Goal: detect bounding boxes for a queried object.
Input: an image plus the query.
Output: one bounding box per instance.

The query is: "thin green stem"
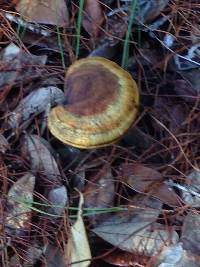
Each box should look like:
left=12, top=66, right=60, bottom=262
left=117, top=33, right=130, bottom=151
left=75, top=0, right=85, bottom=58
left=121, top=0, right=138, bottom=69
left=56, top=26, right=66, bottom=69
left=13, top=197, right=127, bottom=218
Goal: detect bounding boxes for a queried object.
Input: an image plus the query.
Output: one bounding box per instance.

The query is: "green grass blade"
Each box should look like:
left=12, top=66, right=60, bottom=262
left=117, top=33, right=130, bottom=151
left=75, top=0, right=85, bottom=58
left=13, top=197, right=128, bottom=218
left=56, top=26, right=66, bottom=69
left=121, top=0, right=138, bottom=69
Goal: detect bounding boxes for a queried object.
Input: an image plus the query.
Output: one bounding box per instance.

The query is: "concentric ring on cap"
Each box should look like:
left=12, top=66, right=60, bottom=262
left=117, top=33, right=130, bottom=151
left=48, top=57, right=139, bottom=149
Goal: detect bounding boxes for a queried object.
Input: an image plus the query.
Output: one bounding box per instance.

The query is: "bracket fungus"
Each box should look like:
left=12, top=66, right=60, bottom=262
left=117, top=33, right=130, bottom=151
left=48, top=57, right=139, bottom=149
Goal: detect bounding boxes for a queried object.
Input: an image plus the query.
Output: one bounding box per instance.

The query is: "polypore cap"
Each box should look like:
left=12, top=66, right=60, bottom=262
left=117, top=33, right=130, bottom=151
left=48, top=57, right=139, bottom=149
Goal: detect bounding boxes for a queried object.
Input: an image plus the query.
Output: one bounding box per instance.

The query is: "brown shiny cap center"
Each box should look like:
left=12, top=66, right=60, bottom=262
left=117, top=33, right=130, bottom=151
left=63, top=63, right=119, bottom=116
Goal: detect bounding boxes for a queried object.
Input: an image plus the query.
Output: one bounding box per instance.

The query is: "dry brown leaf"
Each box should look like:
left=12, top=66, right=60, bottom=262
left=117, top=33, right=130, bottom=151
left=66, top=192, right=91, bottom=267
left=103, top=250, right=149, bottom=267
left=8, top=86, right=64, bottom=129
left=6, top=173, right=35, bottom=234
left=93, top=209, right=179, bottom=256
left=83, top=0, right=104, bottom=37
left=16, top=0, right=69, bottom=26
left=155, top=242, right=200, bottom=267
left=21, top=134, right=62, bottom=183
left=84, top=167, right=115, bottom=210
left=137, top=0, right=170, bottom=24
left=0, top=43, right=47, bottom=104
left=121, top=163, right=183, bottom=207
left=181, top=212, right=200, bottom=255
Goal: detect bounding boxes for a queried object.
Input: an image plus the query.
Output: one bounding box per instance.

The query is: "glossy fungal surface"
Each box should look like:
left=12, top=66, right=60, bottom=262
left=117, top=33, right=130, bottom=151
left=48, top=57, right=139, bottom=149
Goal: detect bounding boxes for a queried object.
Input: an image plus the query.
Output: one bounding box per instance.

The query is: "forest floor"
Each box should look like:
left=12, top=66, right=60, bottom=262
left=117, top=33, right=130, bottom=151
left=1, top=1, right=200, bottom=266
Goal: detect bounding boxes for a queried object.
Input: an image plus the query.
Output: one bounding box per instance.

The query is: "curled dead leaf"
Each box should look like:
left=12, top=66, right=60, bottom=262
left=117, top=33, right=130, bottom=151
left=121, top=163, right=183, bottom=207
left=93, top=209, right=179, bottom=256
left=21, top=134, right=62, bottom=183
left=8, top=86, right=64, bottom=129
left=16, top=0, right=69, bottom=26
left=66, top=192, right=91, bottom=267
left=6, top=173, right=35, bottom=235
left=83, top=0, right=104, bottom=37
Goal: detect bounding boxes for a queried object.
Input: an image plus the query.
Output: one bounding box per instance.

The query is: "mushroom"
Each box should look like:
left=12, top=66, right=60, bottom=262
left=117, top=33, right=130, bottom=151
left=48, top=57, right=139, bottom=149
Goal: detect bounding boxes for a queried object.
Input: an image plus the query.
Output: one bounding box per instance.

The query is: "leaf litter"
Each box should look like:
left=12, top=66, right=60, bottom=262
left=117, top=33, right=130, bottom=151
left=66, top=191, right=91, bottom=267
left=5, top=172, right=35, bottom=235
left=16, top=0, right=69, bottom=26
left=1, top=0, right=200, bottom=266
left=93, top=197, right=179, bottom=256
